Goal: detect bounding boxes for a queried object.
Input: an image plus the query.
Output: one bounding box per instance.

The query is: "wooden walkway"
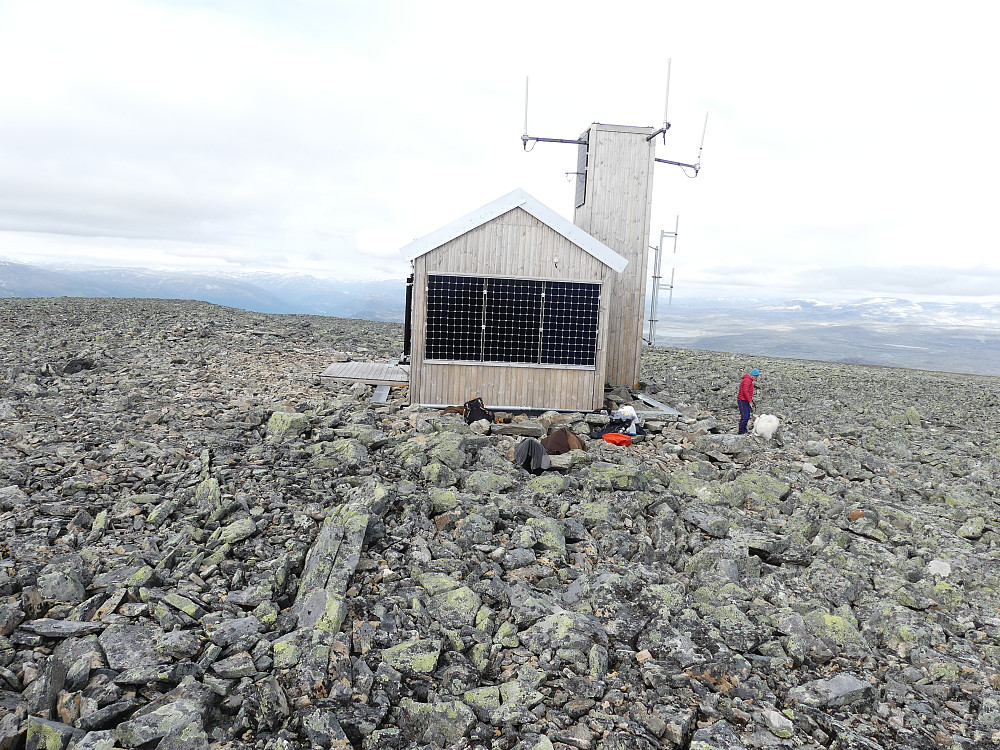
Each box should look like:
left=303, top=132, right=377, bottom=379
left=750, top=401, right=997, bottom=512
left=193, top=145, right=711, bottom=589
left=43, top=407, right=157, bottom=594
left=319, top=361, right=410, bottom=386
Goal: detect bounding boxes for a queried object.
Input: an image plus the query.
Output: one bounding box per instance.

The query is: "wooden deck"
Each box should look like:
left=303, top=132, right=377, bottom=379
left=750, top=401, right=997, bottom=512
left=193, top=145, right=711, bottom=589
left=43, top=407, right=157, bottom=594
left=320, top=361, right=410, bottom=386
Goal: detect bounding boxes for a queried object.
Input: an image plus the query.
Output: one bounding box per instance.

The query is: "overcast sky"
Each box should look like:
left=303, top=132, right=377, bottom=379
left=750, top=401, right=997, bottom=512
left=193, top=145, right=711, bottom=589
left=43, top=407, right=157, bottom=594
left=1, top=0, right=998, bottom=302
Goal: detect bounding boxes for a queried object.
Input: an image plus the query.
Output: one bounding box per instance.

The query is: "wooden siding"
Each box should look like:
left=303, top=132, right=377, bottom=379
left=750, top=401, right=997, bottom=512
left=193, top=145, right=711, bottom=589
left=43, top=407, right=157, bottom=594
left=414, top=362, right=600, bottom=411
left=573, top=124, right=656, bottom=388
left=409, top=207, right=610, bottom=411
left=419, top=207, right=608, bottom=279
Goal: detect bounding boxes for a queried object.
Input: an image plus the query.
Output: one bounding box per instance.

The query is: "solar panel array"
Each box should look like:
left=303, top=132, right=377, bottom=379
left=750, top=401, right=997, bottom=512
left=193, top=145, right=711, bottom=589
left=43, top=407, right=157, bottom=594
left=425, top=275, right=600, bottom=366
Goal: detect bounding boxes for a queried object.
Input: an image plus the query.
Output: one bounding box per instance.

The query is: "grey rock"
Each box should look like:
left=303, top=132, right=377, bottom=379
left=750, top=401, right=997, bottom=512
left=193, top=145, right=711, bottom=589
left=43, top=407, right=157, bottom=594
left=219, top=517, right=257, bottom=544
left=265, top=411, right=310, bottom=441
left=76, top=698, right=144, bottom=731
left=115, top=698, right=207, bottom=748
left=399, top=698, right=476, bottom=745
left=24, top=716, right=82, bottom=750
left=37, top=557, right=86, bottom=604
left=99, top=623, right=167, bottom=671
left=492, top=420, right=546, bottom=437
left=211, top=651, right=257, bottom=679
left=69, top=729, right=118, bottom=749
left=20, top=618, right=104, bottom=638
left=301, top=707, right=350, bottom=749
left=207, top=615, right=262, bottom=649
left=24, top=655, right=67, bottom=719
left=688, top=719, right=746, bottom=750
left=786, top=673, right=874, bottom=708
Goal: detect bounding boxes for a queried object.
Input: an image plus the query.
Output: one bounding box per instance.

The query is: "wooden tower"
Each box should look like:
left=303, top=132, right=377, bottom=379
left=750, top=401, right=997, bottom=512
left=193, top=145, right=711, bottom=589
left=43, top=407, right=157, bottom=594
left=572, top=123, right=657, bottom=388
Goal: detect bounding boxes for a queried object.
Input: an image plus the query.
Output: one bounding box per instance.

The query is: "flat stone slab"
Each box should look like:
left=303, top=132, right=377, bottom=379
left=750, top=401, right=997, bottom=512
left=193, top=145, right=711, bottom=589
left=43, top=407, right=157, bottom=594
left=21, top=618, right=106, bottom=638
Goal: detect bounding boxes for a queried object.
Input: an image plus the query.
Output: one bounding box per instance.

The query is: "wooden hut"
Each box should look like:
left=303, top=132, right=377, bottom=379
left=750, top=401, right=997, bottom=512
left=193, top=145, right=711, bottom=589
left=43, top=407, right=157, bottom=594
left=400, top=189, right=627, bottom=412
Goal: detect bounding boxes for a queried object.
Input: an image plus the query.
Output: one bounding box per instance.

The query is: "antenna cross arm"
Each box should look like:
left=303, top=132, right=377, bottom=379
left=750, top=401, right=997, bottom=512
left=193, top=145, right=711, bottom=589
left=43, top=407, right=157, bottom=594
left=646, top=123, right=672, bottom=141
left=522, top=134, right=588, bottom=150
left=654, top=156, right=700, bottom=174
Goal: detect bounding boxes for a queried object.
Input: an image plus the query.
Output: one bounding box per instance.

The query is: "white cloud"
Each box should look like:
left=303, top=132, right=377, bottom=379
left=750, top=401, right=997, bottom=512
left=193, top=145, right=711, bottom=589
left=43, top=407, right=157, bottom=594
left=0, top=0, right=998, bottom=299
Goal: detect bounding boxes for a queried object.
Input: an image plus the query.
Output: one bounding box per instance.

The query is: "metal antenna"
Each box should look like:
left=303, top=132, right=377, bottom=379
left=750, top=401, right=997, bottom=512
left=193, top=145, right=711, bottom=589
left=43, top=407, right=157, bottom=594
left=523, top=76, right=529, bottom=140
left=521, top=76, right=588, bottom=150
left=645, top=217, right=679, bottom=346
left=647, top=59, right=672, bottom=143
left=696, top=112, right=709, bottom=168
left=654, top=110, right=707, bottom=175
left=663, top=59, right=671, bottom=134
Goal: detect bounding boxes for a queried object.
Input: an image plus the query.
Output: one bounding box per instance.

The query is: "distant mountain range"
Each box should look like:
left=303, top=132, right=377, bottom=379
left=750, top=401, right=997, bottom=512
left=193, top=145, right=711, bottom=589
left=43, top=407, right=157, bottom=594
left=3, top=259, right=999, bottom=376
left=0, top=260, right=405, bottom=321
left=652, top=297, right=1000, bottom=376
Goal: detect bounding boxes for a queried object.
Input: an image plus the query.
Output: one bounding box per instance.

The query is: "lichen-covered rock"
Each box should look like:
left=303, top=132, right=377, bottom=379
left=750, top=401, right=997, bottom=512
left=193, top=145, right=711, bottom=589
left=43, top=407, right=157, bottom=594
left=428, top=432, right=468, bottom=470
left=521, top=611, right=607, bottom=655
left=219, top=517, right=257, bottom=544
left=381, top=639, right=441, bottom=676
left=98, top=623, right=167, bottom=671
left=25, top=716, right=83, bottom=750
left=37, top=557, right=86, bottom=604
left=308, top=438, right=369, bottom=470
left=786, top=673, right=874, bottom=708
left=428, top=586, right=482, bottom=629
left=399, top=698, right=476, bottom=745
left=265, top=410, right=310, bottom=440
left=518, top=517, right=566, bottom=557
left=582, top=462, right=646, bottom=491
left=462, top=470, right=514, bottom=495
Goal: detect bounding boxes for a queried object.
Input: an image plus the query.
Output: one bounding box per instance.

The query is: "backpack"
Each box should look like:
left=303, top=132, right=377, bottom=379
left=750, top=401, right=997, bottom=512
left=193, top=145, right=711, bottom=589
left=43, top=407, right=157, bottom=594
left=464, top=397, right=495, bottom=425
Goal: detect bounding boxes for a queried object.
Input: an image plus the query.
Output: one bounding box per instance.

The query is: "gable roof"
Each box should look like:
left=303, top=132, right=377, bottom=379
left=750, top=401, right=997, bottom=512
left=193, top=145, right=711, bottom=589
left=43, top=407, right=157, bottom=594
left=399, top=188, right=628, bottom=273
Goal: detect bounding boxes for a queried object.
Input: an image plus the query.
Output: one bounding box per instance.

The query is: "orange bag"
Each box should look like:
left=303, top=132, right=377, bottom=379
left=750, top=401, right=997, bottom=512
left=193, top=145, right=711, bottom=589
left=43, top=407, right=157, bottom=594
left=602, top=433, right=632, bottom=447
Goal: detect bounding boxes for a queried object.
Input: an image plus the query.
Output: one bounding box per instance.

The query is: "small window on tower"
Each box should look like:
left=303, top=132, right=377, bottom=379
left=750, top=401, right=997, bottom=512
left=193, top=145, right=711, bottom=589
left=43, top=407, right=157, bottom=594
left=574, top=133, right=589, bottom=208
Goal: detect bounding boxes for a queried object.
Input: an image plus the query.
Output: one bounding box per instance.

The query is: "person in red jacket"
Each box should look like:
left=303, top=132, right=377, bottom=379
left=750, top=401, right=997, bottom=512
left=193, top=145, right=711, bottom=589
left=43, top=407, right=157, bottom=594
left=737, top=368, right=759, bottom=434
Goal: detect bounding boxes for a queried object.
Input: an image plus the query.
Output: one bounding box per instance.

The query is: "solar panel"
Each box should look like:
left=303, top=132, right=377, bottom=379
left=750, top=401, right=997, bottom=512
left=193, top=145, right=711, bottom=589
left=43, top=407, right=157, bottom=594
left=425, top=274, right=600, bottom=366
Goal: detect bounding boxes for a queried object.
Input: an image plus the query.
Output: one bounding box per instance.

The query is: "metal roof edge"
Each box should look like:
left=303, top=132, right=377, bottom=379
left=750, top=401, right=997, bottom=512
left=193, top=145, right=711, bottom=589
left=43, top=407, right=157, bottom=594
left=398, top=188, right=627, bottom=273
left=399, top=189, right=530, bottom=263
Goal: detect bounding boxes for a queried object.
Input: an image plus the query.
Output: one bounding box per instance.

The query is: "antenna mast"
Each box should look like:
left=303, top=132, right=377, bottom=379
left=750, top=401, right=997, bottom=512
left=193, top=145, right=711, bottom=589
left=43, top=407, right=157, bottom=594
left=646, top=218, right=679, bottom=346
left=521, top=76, right=589, bottom=150
left=647, top=58, right=672, bottom=144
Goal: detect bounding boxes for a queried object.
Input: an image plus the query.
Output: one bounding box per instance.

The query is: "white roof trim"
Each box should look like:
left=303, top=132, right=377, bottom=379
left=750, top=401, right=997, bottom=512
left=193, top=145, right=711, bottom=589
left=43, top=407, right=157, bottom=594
left=399, top=188, right=628, bottom=273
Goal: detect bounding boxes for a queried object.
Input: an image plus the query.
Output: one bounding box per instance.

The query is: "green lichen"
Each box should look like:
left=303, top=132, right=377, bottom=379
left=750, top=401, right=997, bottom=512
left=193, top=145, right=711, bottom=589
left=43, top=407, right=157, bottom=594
left=428, top=487, right=460, bottom=515
left=430, top=586, right=483, bottom=629
left=496, top=621, right=519, bottom=648
left=462, top=470, right=514, bottom=495
left=584, top=463, right=645, bottom=491
left=382, top=639, right=441, bottom=675
left=272, top=637, right=300, bottom=668
left=577, top=501, right=612, bottom=528
left=463, top=685, right=501, bottom=713
left=219, top=517, right=257, bottom=544
left=308, top=439, right=369, bottom=470
left=526, top=474, right=570, bottom=494
left=520, top=517, right=566, bottom=557
left=266, top=410, right=310, bottom=440
left=418, top=572, right=460, bottom=596
left=127, top=565, right=154, bottom=588
left=421, top=461, right=458, bottom=487
left=428, top=432, right=468, bottom=469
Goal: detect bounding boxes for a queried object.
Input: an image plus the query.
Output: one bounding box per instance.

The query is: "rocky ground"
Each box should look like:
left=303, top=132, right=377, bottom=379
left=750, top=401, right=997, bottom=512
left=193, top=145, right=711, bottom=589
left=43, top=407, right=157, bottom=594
left=1, top=297, right=999, bottom=750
